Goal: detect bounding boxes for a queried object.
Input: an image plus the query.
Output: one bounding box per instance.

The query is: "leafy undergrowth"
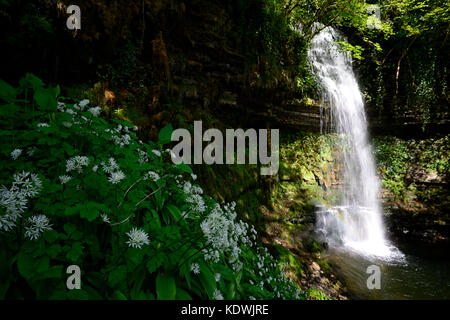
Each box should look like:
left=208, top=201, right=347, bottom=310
left=0, top=74, right=304, bottom=300
left=374, top=135, right=449, bottom=206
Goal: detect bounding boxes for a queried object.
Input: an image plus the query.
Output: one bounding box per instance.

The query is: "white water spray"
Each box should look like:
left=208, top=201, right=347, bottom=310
left=308, top=25, right=403, bottom=260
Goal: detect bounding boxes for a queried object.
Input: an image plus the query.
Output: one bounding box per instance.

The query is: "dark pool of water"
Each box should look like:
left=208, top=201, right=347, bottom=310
left=326, top=241, right=450, bottom=300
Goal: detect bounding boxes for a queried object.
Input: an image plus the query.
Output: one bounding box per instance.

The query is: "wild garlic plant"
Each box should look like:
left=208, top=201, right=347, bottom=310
left=0, top=74, right=304, bottom=300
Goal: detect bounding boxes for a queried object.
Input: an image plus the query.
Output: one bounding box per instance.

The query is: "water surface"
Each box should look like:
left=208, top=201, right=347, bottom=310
left=326, top=241, right=450, bottom=300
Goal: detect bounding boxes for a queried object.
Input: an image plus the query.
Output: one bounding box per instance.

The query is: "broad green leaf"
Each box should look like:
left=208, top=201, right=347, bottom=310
left=66, top=242, right=84, bottom=262
left=112, top=290, right=127, bottom=300
left=166, top=204, right=182, bottom=221
left=156, top=272, right=176, bottom=300
left=23, top=73, right=44, bottom=90
left=0, top=80, right=16, bottom=103
left=175, top=287, right=192, bottom=300
left=67, top=289, right=89, bottom=300
left=80, top=206, right=99, bottom=222
left=158, top=123, right=173, bottom=145
left=198, top=261, right=216, bottom=299
left=17, top=251, right=34, bottom=279
left=34, top=87, right=57, bottom=111
left=176, top=163, right=193, bottom=174
left=108, top=265, right=127, bottom=288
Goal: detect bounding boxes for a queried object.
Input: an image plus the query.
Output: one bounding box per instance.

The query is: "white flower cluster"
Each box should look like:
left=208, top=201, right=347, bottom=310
left=251, top=247, right=304, bottom=300
left=190, top=263, right=200, bottom=275
left=137, top=149, right=149, bottom=164
left=101, top=157, right=126, bottom=184
left=200, top=202, right=252, bottom=270
left=27, top=147, right=38, bottom=157
left=183, top=181, right=205, bottom=214
left=106, top=124, right=132, bottom=147
left=126, top=227, right=150, bottom=249
left=101, top=213, right=111, bottom=224
left=66, top=156, right=90, bottom=174
left=78, top=99, right=90, bottom=108
left=212, top=289, right=224, bottom=300
left=151, top=149, right=161, bottom=157
left=56, top=100, right=103, bottom=129
left=88, top=106, right=102, bottom=117
left=10, top=149, right=22, bottom=160
left=0, top=171, right=42, bottom=232
left=59, top=175, right=72, bottom=184
left=37, top=123, right=49, bottom=128
left=24, top=214, right=52, bottom=240
left=109, top=171, right=125, bottom=184
left=144, top=171, right=160, bottom=182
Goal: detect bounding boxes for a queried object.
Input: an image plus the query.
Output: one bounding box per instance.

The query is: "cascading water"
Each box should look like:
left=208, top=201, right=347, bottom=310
left=307, top=25, right=403, bottom=260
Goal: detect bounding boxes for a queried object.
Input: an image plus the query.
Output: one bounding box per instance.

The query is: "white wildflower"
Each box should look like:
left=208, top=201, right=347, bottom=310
left=186, top=194, right=206, bottom=213
left=92, top=165, right=98, bottom=172
left=101, top=158, right=119, bottom=174
left=59, top=175, right=72, bottom=184
left=37, top=123, right=49, bottom=128
left=57, top=101, right=66, bottom=111
left=88, top=106, right=102, bottom=117
left=126, top=228, right=150, bottom=249
left=191, top=174, right=197, bottom=180
left=212, top=289, right=224, bottom=300
left=109, top=124, right=131, bottom=147
left=27, top=147, right=37, bottom=156
left=137, top=149, right=148, bottom=164
left=79, top=99, right=90, bottom=108
left=101, top=214, right=110, bottom=224
left=215, top=273, right=221, bottom=282
left=108, top=171, right=125, bottom=184
left=65, top=108, right=76, bottom=115
left=66, top=156, right=90, bottom=174
left=151, top=149, right=161, bottom=157
left=24, top=215, right=52, bottom=240
left=190, top=263, right=200, bottom=275
left=10, top=149, right=22, bottom=160
left=145, top=171, right=160, bottom=182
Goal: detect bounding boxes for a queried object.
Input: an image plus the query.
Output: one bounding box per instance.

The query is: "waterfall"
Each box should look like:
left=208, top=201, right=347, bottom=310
left=307, top=25, right=403, bottom=260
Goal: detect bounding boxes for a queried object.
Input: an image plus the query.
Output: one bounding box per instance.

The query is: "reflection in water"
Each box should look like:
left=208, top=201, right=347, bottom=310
left=326, top=243, right=450, bottom=300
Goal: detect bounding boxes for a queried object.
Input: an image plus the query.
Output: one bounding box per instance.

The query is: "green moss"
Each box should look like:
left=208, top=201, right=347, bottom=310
left=306, top=288, right=330, bottom=300
left=305, top=240, right=322, bottom=254
left=274, top=245, right=304, bottom=276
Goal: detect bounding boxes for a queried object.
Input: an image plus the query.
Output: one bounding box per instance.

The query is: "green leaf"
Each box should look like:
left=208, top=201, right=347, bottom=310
left=0, top=79, right=16, bottom=103
left=63, top=223, right=76, bottom=235
left=80, top=206, right=100, bottom=222
left=46, top=244, right=62, bottom=258
left=65, top=204, right=83, bottom=216
left=108, top=265, right=127, bottom=288
left=198, top=261, right=216, bottom=298
left=35, top=265, right=63, bottom=280
left=17, top=251, right=34, bottom=279
left=0, top=282, right=10, bottom=299
left=175, top=287, right=192, bottom=300
left=67, top=289, right=89, bottom=300
left=34, top=87, right=57, bottom=111
left=23, top=73, right=44, bottom=90
left=146, top=252, right=166, bottom=273
left=112, top=290, right=127, bottom=300
left=166, top=204, right=182, bottom=221
left=43, top=230, right=59, bottom=243
left=66, top=242, right=84, bottom=262
left=156, top=272, right=176, bottom=300
left=158, top=123, right=173, bottom=145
